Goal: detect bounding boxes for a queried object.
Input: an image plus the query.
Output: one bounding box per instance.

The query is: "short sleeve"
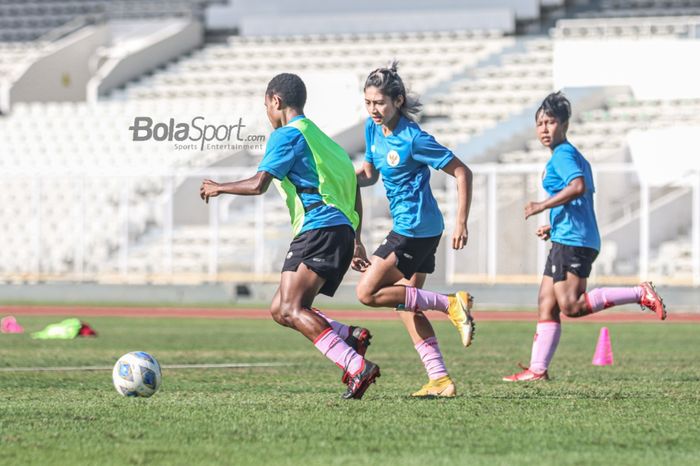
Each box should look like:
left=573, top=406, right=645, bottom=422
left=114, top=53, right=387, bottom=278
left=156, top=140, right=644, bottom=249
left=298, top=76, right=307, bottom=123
left=257, top=128, right=296, bottom=179
left=411, top=130, right=454, bottom=170
left=552, top=146, right=584, bottom=185
left=364, top=118, right=374, bottom=164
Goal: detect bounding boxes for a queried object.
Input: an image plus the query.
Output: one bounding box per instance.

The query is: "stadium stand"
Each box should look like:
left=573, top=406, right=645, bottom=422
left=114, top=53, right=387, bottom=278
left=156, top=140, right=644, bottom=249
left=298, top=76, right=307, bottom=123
left=0, top=1, right=222, bottom=42
left=0, top=31, right=513, bottom=278
left=421, top=38, right=552, bottom=150
left=0, top=0, right=698, bottom=284
left=0, top=41, right=45, bottom=81
left=112, top=31, right=511, bottom=101
left=575, top=0, right=700, bottom=18
left=554, top=15, right=700, bottom=38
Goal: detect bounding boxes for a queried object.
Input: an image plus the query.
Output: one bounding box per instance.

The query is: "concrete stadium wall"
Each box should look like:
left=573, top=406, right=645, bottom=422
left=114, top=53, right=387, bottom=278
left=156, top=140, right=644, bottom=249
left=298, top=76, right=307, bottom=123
left=9, top=25, right=109, bottom=106
left=207, top=0, right=538, bottom=31
left=87, top=20, right=203, bottom=102
left=628, top=127, right=700, bottom=187
left=553, top=38, right=700, bottom=100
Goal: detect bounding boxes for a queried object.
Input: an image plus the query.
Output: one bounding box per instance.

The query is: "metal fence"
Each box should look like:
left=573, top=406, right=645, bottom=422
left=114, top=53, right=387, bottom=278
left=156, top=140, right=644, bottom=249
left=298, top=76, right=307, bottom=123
left=1, top=164, right=698, bottom=286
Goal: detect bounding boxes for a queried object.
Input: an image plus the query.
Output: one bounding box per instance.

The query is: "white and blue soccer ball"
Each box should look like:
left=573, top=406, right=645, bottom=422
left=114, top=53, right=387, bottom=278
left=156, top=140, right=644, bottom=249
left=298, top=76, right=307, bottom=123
left=112, top=351, right=162, bottom=397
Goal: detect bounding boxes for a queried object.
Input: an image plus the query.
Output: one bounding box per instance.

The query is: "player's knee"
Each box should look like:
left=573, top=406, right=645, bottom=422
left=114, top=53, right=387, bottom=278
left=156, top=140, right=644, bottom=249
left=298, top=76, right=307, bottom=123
left=558, top=298, right=579, bottom=317
left=269, top=298, right=285, bottom=324
left=356, top=286, right=376, bottom=307
left=279, top=302, right=301, bottom=326
left=269, top=305, right=286, bottom=327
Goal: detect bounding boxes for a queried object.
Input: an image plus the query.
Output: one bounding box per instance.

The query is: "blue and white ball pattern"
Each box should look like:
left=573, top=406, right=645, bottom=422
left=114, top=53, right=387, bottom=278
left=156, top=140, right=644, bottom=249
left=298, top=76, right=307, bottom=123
left=112, top=351, right=162, bottom=397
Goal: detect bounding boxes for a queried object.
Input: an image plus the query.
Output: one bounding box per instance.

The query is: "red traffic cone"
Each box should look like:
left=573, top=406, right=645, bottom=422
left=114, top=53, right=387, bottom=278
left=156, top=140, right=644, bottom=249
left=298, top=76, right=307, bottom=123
left=78, top=321, right=98, bottom=337
left=592, top=327, right=613, bottom=366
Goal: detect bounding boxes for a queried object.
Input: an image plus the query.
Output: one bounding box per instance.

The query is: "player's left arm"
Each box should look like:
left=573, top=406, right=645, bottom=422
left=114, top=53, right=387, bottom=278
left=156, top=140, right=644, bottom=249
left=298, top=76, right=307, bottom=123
left=200, top=171, right=273, bottom=203
left=441, top=157, right=473, bottom=250
left=524, top=177, right=585, bottom=219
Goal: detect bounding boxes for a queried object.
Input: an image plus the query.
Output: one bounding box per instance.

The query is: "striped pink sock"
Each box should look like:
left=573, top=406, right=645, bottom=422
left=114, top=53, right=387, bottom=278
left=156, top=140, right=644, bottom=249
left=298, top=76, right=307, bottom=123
left=585, top=287, right=643, bottom=313
left=529, top=321, right=561, bottom=374
left=415, top=336, right=448, bottom=380
left=313, top=328, right=363, bottom=375
left=405, top=286, right=450, bottom=313
left=313, top=309, right=351, bottom=339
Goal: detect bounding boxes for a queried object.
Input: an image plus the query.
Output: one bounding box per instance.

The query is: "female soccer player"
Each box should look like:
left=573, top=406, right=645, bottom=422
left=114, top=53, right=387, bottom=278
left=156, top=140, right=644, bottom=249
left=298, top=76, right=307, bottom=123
left=200, top=73, right=379, bottom=399
left=502, top=92, right=667, bottom=382
left=352, top=61, right=475, bottom=397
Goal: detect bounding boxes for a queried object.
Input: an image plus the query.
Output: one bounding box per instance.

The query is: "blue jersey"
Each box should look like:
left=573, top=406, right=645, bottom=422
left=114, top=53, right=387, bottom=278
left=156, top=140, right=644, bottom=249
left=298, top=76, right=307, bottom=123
left=258, top=115, right=351, bottom=235
left=364, top=116, right=454, bottom=238
left=543, top=141, right=601, bottom=251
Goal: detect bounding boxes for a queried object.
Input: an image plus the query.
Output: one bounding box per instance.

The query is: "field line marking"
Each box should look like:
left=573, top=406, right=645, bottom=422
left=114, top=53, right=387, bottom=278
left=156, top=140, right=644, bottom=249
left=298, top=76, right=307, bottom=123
left=0, top=362, right=292, bottom=372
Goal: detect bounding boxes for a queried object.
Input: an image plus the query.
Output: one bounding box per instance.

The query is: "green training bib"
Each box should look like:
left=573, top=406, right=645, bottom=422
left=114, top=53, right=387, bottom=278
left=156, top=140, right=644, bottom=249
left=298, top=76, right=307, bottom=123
left=273, top=118, right=359, bottom=236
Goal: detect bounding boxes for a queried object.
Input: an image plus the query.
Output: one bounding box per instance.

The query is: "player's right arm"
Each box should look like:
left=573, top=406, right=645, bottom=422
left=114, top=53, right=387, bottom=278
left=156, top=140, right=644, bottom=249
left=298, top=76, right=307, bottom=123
left=200, top=129, right=292, bottom=203
left=351, top=182, right=370, bottom=272
left=358, top=119, right=379, bottom=188
left=199, top=171, right=273, bottom=203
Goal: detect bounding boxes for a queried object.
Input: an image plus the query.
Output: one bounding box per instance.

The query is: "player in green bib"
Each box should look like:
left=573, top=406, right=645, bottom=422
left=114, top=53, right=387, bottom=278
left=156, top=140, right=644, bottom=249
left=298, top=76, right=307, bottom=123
left=200, top=74, right=379, bottom=399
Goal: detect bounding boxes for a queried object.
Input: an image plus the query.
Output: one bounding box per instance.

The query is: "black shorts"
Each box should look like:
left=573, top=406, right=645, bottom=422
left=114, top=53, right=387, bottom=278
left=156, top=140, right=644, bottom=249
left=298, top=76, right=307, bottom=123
left=544, top=242, right=599, bottom=283
left=373, top=231, right=441, bottom=280
left=282, top=224, right=355, bottom=297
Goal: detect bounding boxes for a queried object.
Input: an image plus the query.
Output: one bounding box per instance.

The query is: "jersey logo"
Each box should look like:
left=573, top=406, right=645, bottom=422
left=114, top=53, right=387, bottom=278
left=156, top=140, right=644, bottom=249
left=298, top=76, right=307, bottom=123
left=286, top=252, right=293, bottom=259
left=386, top=150, right=400, bottom=167
left=371, top=144, right=375, bottom=153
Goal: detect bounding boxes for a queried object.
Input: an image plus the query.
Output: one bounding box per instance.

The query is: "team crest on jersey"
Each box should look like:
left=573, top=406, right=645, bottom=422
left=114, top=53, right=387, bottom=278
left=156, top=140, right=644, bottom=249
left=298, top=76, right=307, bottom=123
left=386, top=150, right=400, bottom=167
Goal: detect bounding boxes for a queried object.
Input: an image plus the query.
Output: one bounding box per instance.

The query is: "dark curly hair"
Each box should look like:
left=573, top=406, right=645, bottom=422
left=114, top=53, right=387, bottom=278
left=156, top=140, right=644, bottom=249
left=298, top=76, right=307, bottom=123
left=266, top=73, right=307, bottom=110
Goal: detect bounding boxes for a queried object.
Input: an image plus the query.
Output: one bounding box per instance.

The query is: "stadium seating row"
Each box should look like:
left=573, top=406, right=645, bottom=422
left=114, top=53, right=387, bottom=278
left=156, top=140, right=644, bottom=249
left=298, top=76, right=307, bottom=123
left=422, top=39, right=552, bottom=149
left=0, top=0, right=220, bottom=41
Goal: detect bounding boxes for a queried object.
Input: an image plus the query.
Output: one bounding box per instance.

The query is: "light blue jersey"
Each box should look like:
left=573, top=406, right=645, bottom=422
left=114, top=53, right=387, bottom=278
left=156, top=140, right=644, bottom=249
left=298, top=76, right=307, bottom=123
left=543, top=141, right=601, bottom=251
left=364, top=116, right=454, bottom=238
left=258, top=115, right=351, bottom=235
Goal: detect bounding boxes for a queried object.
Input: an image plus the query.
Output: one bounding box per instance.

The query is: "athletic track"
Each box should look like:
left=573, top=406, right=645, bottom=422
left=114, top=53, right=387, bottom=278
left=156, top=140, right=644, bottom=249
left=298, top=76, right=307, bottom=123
left=3, top=305, right=699, bottom=323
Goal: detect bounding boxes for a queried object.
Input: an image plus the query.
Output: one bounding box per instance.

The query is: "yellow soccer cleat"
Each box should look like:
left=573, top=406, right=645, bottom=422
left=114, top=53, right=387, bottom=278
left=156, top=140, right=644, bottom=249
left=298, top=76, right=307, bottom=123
left=411, top=375, right=457, bottom=398
left=447, top=291, right=475, bottom=347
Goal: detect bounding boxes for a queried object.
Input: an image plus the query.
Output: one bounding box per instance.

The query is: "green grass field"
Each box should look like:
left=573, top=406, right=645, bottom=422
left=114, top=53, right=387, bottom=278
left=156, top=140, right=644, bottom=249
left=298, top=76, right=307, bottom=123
left=1, top=316, right=699, bottom=466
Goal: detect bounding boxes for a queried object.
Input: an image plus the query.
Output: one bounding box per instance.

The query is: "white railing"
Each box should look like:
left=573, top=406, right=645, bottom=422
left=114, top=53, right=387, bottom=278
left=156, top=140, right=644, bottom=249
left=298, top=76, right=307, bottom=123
left=1, top=164, right=698, bottom=286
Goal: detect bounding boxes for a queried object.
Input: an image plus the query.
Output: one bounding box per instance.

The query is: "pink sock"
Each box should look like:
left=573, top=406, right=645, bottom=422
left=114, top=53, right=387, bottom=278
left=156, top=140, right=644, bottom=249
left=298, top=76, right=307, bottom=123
left=404, top=287, right=449, bottom=313
left=313, top=309, right=351, bottom=339
left=415, top=336, right=448, bottom=380
left=529, top=321, right=561, bottom=374
left=313, top=328, right=363, bottom=375
left=584, top=287, right=643, bottom=313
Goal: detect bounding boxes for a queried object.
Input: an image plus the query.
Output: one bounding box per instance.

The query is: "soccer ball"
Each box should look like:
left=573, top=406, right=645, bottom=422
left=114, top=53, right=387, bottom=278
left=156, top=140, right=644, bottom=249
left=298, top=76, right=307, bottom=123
left=112, top=351, right=162, bottom=397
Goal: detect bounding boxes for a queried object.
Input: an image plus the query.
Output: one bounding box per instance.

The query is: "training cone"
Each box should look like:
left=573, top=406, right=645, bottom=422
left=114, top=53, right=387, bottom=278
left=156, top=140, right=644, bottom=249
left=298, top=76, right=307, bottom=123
left=1, top=316, right=24, bottom=334
left=592, top=327, right=614, bottom=366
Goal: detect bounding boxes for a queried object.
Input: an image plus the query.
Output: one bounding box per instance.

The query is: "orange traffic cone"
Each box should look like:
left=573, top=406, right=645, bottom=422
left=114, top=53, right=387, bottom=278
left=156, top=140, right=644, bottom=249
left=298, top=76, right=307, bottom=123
left=592, top=327, right=614, bottom=366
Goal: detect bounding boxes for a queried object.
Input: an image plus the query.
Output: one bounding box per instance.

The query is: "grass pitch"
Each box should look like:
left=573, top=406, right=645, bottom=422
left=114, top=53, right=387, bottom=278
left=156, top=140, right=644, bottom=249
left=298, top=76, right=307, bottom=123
left=1, top=315, right=699, bottom=466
